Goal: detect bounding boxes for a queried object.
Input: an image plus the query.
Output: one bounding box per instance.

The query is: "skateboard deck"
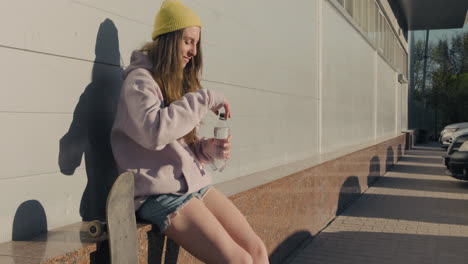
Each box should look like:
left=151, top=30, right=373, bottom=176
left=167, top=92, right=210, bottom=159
left=105, top=172, right=138, bottom=264
left=106, top=172, right=138, bottom=264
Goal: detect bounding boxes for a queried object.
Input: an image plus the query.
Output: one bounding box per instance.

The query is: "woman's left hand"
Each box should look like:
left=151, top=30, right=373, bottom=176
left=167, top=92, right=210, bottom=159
left=204, top=135, right=232, bottom=160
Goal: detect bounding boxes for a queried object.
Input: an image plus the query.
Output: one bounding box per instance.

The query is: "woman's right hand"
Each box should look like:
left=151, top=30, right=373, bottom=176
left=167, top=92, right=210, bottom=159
left=209, top=89, right=231, bottom=119
left=213, top=99, right=231, bottom=119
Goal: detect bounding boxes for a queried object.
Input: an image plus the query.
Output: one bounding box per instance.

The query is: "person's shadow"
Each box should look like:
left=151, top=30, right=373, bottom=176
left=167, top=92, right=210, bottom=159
left=58, top=18, right=123, bottom=221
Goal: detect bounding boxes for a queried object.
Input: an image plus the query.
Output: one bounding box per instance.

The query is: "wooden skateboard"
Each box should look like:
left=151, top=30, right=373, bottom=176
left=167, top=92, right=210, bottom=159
left=88, top=172, right=138, bottom=264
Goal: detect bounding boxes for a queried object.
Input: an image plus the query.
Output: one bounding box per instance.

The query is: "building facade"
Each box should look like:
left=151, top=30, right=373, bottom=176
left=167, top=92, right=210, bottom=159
left=0, top=0, right=409, bottom=243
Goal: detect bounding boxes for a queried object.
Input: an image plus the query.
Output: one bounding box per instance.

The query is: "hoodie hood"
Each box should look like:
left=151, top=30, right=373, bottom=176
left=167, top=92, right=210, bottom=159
left=123, top=50, right=153, bottom=79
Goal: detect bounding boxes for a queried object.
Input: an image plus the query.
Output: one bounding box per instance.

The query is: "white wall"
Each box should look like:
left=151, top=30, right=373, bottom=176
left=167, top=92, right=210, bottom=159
left=401, top=83, right=409, bottom=130
left=377, top=56, right=397, bottom=138
left=0, top=0, right=157, bottom=242
left=321, top=1, right=376, bottom=152
left=195, top=0, right=320, bottom=182
left=0, top=0, right=407, bottom=242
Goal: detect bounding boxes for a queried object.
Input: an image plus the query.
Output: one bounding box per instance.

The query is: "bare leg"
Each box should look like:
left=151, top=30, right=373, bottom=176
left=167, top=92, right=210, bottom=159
left=164, top=197, right=253, bottom=264
left=202, top=188, right=270, bottom=264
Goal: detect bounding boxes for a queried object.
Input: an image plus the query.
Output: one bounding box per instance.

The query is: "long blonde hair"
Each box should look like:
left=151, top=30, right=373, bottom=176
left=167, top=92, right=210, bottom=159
left=141, top=29, right=203, bottom=144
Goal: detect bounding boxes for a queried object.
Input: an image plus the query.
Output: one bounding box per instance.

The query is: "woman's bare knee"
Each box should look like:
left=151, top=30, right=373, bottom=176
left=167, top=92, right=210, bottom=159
left=201, top=188, right=269, bottom=263
left=226, top=247, right=253, bottom=264
left=245, top=236, right=269, bottom=263
left=163, top=198, right=255, bottom=264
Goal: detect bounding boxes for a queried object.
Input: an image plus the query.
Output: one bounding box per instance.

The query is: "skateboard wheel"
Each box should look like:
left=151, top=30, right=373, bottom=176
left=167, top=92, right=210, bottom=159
left=88, top=220, right=103, bottom=237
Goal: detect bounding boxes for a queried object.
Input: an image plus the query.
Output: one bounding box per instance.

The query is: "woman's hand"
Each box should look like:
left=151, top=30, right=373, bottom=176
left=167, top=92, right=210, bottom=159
left=212, top=99, right=232, bottom=119
left=204, top=135, right=232, bottom=160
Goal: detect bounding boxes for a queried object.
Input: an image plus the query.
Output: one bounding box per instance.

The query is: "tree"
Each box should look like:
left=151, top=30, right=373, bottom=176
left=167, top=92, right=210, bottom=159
left=415, top=31, right=468, bottom=130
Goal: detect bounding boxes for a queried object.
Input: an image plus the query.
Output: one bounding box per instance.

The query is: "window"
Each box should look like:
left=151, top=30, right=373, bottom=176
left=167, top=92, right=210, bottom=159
left=386, top=23, right=391, bottom=60
left=384, top=19, right=388, bottom=55
left=354, top=0, right=361, bottom=25
left=387, top=23, right=391, bottom=59
left=400, top=46, right=405, bottom=73
left=362, top=0, right=368, bottom=34
left=388, top=30, right=392, bottom=64
left=374, top=2, right=379, bottom=47
left=397, top=45, right=403, bottom=72
left=337, top=0, right=406, bottom=70
left=384, top=22, right=389, bottom=59
left=390, top=27, right=394, bottom=64
left=379, top=19, right=383, bottom=54
left=345, top=0, right=354, bottom=17
left=390, top=32, right=394, bottom=65
left=403, top=51, right=408, bottom=76
left=379, top=13, right=385, bottom=52
left=367, top=0, right=374, bottom=43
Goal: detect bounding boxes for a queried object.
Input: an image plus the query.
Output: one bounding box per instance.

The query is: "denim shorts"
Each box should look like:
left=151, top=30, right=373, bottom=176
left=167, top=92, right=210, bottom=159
left=136, top=185, right=212, bottom=233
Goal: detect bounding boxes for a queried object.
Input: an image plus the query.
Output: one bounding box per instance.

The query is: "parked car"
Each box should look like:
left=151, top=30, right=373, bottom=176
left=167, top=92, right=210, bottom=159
left=443, top=129, right=468, bottom=180
left=439, top=122, right=468, bottom=148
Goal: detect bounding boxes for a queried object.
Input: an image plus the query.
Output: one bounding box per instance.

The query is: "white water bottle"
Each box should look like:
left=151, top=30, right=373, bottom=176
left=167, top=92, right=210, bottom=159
left=211, top=113, right=230, bottom=172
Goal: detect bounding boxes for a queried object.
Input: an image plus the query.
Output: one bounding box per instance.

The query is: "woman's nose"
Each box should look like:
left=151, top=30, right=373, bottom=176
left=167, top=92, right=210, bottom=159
left=189, top=45, right=197, bottom=57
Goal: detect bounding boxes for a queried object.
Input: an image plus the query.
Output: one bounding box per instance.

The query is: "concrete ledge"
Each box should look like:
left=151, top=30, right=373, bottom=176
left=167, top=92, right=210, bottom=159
left=0, top=222, right=173, bottom=264
left=402, top=130, right=416, bottom=150
left=0, top=134, right=407, bottom=264
left=217, top=134, right=404, bottom=197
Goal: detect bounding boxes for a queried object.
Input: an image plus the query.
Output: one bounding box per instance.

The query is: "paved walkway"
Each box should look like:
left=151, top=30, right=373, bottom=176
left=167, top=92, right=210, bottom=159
left=288, top=142, right=468, bottom=264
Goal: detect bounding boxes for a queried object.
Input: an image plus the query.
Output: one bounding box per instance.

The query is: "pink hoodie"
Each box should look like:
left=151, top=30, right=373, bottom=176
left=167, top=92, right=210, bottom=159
left=111, top=51, right=225, bottom=210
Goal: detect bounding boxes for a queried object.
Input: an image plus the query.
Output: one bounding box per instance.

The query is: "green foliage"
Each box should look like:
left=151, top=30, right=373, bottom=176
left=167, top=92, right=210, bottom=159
left=412, top=32, right=468, bottom=126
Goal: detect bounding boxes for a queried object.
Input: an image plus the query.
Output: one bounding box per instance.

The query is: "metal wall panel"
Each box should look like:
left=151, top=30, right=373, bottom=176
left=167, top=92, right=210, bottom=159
left=321, top=1, right=376, bottom=152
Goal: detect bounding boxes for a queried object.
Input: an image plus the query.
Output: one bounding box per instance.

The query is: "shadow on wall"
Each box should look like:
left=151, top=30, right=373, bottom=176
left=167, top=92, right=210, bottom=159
left=270, top=176, right=365, bottom=263
left=385, top=146, right=395, bottom=172
left=266, top=149, right=407, bottom=263
left=367, top=156, right=381, bottom=187
left=58, top=18, right=123, bottom=221
left=12, top=200, right=47, bottom=261
left=336, top=176, right=362, bottom=216
left=269, top=231, right=314, bottom=264
left=12, top=200, right=47, bottom=241
left=397, top=144, right=403, bottom=160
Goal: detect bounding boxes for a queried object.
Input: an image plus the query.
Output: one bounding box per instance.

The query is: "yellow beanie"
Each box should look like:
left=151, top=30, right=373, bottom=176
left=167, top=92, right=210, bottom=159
left=152, top=0, right=202, bottom=40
